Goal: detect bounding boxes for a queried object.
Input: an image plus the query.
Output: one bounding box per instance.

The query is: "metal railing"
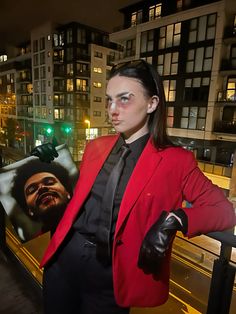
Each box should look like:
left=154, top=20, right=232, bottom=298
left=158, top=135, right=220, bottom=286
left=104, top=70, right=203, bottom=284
left=0, top=204, right=235, bottom=313
left=206, top=230, right=236, bottom=314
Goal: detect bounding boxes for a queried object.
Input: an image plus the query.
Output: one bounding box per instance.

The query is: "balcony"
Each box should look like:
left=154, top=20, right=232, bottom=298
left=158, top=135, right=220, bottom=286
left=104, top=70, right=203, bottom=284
left=53, top=70, right=65, bottom=78
left=214, top=120, right=236, bottom=135
left=76, top=54, right=90, bottom=62
left=220, top=59, right=236, bottom=75
left=75, top=70, right=90, bottom=78
left=223, top=26, right=236, bottom=44
left=198, top=160, right=232, bottom=178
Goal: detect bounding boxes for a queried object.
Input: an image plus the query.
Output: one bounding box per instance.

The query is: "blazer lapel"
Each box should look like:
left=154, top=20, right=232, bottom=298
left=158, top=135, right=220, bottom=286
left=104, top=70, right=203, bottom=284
left=73, top=135, right=120, bottom=211
left=115, top=140, right=163, bottom=234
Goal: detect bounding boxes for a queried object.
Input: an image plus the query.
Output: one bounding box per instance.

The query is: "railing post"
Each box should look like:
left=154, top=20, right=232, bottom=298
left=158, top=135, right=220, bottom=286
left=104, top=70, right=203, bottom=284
left=206, top=239, right=235, bottom=314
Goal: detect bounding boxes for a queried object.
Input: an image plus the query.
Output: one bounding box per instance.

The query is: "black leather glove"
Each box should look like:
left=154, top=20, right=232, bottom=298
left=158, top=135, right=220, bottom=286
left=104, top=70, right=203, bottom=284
left=138, top=209, right=188, bottom=275
left=30, top=143, right=59, bottom=163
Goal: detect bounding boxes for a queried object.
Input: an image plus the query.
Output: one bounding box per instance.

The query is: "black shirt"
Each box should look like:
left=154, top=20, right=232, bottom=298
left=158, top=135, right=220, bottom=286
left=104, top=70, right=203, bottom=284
left=73, top=133, right=150, bottom=236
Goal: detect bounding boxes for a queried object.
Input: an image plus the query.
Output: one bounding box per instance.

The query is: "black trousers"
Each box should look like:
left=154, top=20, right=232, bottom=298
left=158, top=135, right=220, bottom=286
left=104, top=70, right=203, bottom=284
left=43, top=231, right=130, bottom=314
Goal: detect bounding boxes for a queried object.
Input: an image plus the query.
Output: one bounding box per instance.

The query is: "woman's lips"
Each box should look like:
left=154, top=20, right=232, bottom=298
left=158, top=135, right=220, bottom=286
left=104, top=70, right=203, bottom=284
left=112, top=119, right=121, bottom=125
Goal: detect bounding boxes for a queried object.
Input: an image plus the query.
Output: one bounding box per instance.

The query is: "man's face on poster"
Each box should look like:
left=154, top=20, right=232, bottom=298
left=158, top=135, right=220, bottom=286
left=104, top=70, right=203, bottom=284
left=24, top=172, right=70, bottom=217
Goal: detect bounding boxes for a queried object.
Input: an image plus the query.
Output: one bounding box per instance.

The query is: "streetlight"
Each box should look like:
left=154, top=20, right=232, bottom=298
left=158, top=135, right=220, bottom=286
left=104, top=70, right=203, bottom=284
left=84, top=119, right=90, bottom=140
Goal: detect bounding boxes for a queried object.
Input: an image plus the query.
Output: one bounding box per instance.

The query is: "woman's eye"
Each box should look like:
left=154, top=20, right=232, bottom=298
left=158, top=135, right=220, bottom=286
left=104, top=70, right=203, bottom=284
left=120, top=96, right=129, bottom=104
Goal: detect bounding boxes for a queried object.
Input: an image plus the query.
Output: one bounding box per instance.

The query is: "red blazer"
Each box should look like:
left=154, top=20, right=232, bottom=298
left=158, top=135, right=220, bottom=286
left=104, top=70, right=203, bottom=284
left=40, top=135, right=236, bottom=307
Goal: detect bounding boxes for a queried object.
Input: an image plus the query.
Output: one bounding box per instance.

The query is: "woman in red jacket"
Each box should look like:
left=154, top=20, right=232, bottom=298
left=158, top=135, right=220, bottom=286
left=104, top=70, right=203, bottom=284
left=32, top=60, right=236, bottom=314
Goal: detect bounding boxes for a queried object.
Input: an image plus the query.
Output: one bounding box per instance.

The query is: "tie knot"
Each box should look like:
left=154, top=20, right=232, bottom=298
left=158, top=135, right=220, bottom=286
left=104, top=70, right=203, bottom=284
left=120, top=145, right=130, bottom=159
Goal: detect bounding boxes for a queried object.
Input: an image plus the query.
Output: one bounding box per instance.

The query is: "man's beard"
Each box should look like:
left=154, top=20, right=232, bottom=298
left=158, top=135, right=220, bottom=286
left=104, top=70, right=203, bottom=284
left=32, top=200, right=68, bottom=235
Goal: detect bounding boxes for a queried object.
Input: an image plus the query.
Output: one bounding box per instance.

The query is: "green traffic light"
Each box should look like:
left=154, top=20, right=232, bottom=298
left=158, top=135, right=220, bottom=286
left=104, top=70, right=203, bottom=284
left=64, top=127, right=72, bottom=134
left=46, top=127, right=53, bottom=134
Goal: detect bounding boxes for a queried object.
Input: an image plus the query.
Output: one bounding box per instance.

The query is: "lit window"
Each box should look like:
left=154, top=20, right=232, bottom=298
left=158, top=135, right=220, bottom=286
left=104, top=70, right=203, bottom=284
left=93, top=111, right=101, bottom=116
left=131, top=10, right=142, bottom=26
left=163, top=80, right=176, bottom=102
left=159, top=23, right=181, bottom=49
left=149, top=4, right=161, bottom=21
left=67, top=79, right=73, bottom=91
left=167, top=107, right=174, bottom=128
left=54, top=109, right=59, bottom=119
left=93, top=82, right=102, bottom=88
left=93, top=67, right=102, bottom=73
left=76, top=79, right=87, bottom=92
left=141, top=30, right=154, bottom=53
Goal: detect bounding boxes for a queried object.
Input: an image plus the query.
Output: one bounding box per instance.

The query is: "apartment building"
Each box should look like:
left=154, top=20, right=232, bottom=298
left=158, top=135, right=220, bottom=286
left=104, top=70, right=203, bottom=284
left=0, top=21, right=121, bottom=162
left=109, top=0, right=236, bottom=198
left=31, top=21, right=122, bottom=162
left=0, top=42, right=33, bottom=155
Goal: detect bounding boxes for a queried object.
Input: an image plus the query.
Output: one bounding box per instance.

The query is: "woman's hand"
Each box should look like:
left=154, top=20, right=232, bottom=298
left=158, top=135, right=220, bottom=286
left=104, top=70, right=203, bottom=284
left=138, top=210, right=187, bottom=275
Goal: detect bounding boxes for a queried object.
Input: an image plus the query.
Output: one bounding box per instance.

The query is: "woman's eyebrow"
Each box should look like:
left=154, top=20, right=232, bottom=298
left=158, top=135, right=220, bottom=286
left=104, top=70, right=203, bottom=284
left=106, top=91, right=133, bottom=98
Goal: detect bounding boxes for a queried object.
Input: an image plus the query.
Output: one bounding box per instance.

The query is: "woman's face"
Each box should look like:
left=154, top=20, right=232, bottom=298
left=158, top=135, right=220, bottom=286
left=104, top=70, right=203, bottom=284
left=106, top=75, right=158, bottom=142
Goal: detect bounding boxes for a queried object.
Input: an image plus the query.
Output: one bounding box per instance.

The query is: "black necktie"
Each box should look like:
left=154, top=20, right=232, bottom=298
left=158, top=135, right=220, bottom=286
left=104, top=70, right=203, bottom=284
left=96, top=144, right=130, bottom=264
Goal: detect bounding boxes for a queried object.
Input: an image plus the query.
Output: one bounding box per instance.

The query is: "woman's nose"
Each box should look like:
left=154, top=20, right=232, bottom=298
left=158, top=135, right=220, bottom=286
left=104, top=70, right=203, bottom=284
left=109, top=101, right=118, bottom=113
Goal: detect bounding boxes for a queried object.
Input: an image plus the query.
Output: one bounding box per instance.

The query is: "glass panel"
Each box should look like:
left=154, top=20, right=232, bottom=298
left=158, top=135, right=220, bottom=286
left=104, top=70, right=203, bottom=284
left=173, top=34, right=181, bottom=46
left=182, top=107, right=189, bottom=116
left=203, top=59, right=212, bottom=71
left=166, top=24, right=174, bottom=48
left=190, top=107, right=197, bottom=117
left=140, top=32, right=147, bottom=53
left=198, top=16, right=207, bottom=41
left=175, top=23, right=181, bottom=34
left=158, top=54, right=164, bottom=63
left=186, top=62, right=194, bottom=73
left=170, top=80, right=176, bottom=90
left=181, top=117, right=188, bottom=128
left=199, top=107, right=207, bottom=117
left=202, top=77, right=210, bottom=86
left=197, top=118, right=205, bottom=130
left=208, top=14, right=216, bottom=26
left=169, top=90, right=176, bottom=101
left=189, top=117, right=197, bottom=129
left=207, top=27, right=215, bottom=40
left=190, top=19, right=197, bottom=30
left=157, top=65, right=163, bottom=75
left=194, top=48, right=204, bottom=72
left=167, top=116, right=174, bottom=128
left=172, top=52, right=179, bottom=62
left=185, top=79, right=192, bottom=87
left=189, top=31, right=197, bottom=43
left=159, top=38, right=165, bottom=49
left=167, top=106, right=174, bottom=116
left=193, top=77, right=201, bottom=87
left=205, top=46, right=213, bottom=58
left=171, top=63, right=178, bottom=75
left=164, top=53, right=171, bottom=75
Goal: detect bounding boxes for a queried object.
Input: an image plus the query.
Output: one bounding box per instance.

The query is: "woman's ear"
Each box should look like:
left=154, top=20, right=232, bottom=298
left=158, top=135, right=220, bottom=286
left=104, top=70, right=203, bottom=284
left=147, top=96, right=159, bottom=114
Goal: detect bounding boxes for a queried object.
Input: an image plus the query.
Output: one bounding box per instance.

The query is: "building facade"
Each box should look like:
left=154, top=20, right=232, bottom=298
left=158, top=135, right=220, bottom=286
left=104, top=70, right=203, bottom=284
left=109, top=0, right=236, bottom=198
left=0, top=21, right=122, bottom=162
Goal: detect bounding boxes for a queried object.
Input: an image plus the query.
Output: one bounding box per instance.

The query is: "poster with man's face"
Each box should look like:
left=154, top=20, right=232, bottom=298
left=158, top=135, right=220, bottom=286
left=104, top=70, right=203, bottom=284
left=0, top=144, right=78, bottom=243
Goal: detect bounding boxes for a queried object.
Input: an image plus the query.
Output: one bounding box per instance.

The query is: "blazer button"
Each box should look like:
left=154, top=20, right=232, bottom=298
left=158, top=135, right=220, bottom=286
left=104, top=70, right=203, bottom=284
left=116, top=239, right=123, bottom=246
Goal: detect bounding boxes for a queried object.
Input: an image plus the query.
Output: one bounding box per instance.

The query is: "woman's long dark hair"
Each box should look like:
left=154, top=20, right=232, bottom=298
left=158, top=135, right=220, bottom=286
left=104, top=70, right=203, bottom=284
left=110, top=59, right=173, bottom=149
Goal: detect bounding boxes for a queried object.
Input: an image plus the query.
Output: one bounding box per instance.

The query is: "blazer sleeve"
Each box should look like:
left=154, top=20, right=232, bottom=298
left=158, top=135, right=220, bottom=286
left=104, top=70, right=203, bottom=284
left=180, top=151, right=236, bottom=237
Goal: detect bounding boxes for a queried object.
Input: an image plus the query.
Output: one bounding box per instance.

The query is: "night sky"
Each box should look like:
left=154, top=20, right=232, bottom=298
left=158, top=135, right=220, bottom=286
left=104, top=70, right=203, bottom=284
left=0, top=0, right=138, bottom=52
